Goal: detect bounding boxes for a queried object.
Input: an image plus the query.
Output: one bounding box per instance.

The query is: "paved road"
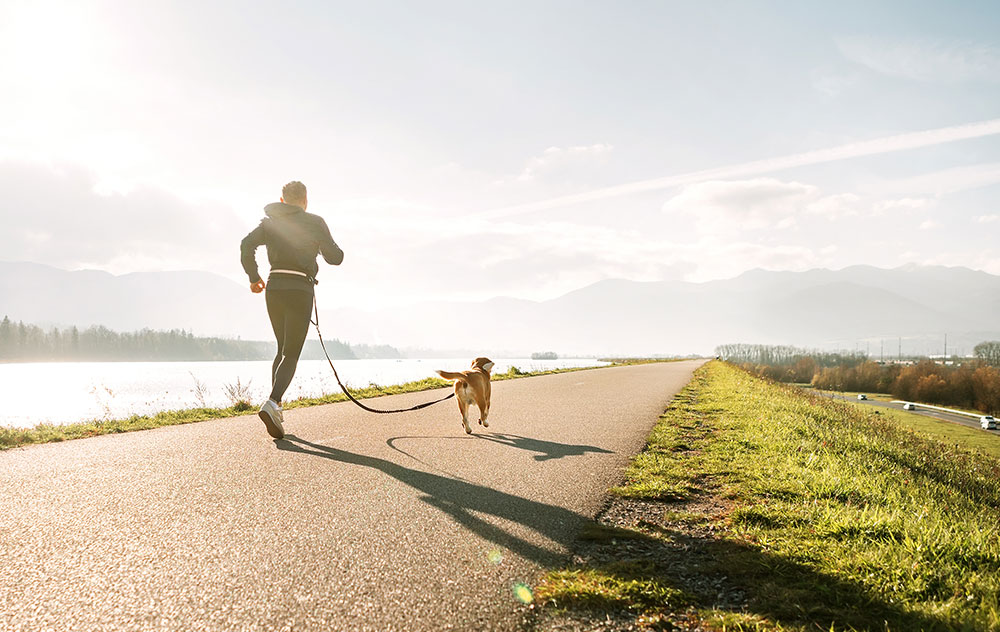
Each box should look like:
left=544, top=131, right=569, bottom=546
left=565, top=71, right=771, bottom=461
left=1, top=360, right=704, bottom=632
left=827, top=393, right=999, bottom=434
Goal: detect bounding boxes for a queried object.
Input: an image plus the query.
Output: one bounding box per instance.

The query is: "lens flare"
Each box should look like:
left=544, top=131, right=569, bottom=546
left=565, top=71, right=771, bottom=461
left=487, top=549, right=503, bottom=564
left=513, top=582, right=534, bottom=604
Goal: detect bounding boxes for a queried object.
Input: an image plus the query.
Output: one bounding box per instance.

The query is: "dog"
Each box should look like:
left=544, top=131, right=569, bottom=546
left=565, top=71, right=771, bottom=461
left=436, top=357, right=494, bottom=434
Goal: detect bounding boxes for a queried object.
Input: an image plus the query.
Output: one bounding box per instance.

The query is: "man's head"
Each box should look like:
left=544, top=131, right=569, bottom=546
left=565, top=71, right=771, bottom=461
left=281, top=181, right=308, bottom=209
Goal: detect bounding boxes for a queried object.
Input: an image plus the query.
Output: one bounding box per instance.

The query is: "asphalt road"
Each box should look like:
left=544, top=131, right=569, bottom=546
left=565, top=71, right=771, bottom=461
left=828, top=393, right=999, bottom=434
left=1, top=360, right=704, bottom=632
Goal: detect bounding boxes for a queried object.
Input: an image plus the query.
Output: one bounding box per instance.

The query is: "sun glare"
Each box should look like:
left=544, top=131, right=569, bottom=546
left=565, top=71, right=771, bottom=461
left=0, top=1, right=135, bottom=171
left=0, top=1, right=114, bottom=108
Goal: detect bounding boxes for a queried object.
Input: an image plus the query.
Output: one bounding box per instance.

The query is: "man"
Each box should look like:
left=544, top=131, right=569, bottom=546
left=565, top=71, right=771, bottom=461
left=240, top=181, right=344, bottom=439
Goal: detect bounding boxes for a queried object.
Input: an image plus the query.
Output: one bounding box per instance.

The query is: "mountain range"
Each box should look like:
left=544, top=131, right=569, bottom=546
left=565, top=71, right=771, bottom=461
left=2, top=261, right=998, bottom=356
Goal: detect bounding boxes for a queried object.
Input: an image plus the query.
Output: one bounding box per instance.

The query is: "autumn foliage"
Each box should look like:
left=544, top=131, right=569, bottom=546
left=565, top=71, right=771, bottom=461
left=717, top=343, right=1000, bottom=415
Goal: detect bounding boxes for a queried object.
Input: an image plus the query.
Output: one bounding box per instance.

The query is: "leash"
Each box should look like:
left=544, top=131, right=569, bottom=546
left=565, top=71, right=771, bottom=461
left=307, top=291, right=455, bottom=414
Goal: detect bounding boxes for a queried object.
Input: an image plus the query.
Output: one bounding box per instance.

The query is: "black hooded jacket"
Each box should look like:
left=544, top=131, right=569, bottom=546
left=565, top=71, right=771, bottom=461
left=240, top=202, right=344, bottom=292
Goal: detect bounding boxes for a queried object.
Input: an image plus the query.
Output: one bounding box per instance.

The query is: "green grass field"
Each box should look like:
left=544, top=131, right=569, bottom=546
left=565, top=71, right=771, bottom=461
left=536, top=361, right=1000, bottom=631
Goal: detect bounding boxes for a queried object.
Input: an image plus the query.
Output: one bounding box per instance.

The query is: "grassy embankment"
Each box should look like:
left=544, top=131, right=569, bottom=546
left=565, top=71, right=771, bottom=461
left=853, top=404, right=1000, bottom=461
left=806, top=388, right=1000, bottom=460
left=0, top=358, right=684, bottom=451
left=535, top=361, right=1000, bottom=631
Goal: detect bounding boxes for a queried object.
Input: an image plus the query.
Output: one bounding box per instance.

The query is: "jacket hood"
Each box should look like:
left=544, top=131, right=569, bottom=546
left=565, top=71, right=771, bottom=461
left=264, top=202, right=305, bottom=218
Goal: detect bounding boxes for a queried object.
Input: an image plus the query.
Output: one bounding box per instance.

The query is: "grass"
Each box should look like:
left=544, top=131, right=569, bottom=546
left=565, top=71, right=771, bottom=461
left=0, top=360, right=680, bottom=451
left=806, top=388, right=1000, bottom=460
left=849, top=403, right=1000, bottom=460
left=535, top=361, right=1000, bottom=631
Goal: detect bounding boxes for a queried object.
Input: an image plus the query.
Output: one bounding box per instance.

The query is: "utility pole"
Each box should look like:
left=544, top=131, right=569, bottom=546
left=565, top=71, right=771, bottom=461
left=944, top=333, right=947, bottom=360
left=898, top=337, right=902, bottom=362
left=880, top=339, right=884, bottom=363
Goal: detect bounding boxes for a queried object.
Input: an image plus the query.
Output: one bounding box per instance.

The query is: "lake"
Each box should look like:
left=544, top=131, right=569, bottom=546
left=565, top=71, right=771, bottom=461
left=0, top=358, right=609, bottom=428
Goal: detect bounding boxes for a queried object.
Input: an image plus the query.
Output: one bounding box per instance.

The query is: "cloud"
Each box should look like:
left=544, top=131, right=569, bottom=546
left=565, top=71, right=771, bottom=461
left=919, top=220, right=940, bottom=230
left=319, top=200, right=702, bottom=306
left=873, top=197, right=931, bottom=214
left=805, top=193, right=862, bottom=219
left=662, top=178, right=816, bottom=233
left=516, top=143, right=614, bottom=183
left=837, top=36, right=1000, bottom=83
left=331, top=189, right=849, bottom=306
left=475, top=118, right=1000, bottom=219
left=975, top=214, right=1000, bottom=224
left=661, top=179, right=874, bottom=233
left=878, top=163, right=1000, bottom=198
left=0, top=161, right=246, bottom=273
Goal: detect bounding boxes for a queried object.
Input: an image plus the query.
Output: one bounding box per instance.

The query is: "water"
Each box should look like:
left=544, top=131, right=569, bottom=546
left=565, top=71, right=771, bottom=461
left=0, top=358, right=608, bottom=428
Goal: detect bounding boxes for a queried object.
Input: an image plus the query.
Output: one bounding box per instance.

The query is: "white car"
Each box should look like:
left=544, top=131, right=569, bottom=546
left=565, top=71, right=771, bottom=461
left=857, top=394, right=868, bottom=401
left=981, top=415, right=997, bottom=430
left=902, top=403, right=916, bottom=411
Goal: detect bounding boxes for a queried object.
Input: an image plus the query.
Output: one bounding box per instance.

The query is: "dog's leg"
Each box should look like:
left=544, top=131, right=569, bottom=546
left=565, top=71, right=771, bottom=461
left=457, top=386, right=472, bottom=434
left=474, top=390, right=489, bottom=428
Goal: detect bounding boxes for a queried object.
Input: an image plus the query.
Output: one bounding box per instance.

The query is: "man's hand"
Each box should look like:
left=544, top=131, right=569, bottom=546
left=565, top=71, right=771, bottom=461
left=250, top=280, right=266, bottom=293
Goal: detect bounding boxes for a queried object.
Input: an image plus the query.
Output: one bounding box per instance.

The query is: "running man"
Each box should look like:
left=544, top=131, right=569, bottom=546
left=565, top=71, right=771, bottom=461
left=240, top=181, right=344, bottom=439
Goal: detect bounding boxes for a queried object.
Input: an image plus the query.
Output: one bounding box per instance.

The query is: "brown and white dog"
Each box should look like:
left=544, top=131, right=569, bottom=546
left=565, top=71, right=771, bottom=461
left=436, top=357, right=494, bottom=434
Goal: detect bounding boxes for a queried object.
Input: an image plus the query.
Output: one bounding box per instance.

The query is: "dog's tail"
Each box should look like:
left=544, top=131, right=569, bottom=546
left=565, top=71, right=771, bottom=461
left=436, top=370, right=466, bottom=381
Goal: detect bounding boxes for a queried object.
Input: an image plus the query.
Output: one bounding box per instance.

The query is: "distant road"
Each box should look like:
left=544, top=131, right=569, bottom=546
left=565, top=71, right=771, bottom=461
left=827, top=393, right=998, bottom=434
left=0, top=360, right=705, bottom=632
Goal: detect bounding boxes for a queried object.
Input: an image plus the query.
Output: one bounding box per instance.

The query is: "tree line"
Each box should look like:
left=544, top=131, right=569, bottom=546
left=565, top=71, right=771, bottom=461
left=717, top=342, right=1000, bottom=415
left=0, top=316, right=368, bottom=362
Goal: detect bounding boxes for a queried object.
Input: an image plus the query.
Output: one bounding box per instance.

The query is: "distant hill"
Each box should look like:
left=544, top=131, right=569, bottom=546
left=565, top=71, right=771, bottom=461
left=0, top=261, right=267, bottom=339
left=325, top=265, right=1000, bottom=356
left=3, top=261, right=999, bottom=356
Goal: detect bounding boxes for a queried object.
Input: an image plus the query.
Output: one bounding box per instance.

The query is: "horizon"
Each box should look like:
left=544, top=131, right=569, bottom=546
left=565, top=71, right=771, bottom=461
left=2, top=1, right=999, bottom=313
left=4, top=259, right=999, bottom=358
left=5, top=257, right=997, bottom=301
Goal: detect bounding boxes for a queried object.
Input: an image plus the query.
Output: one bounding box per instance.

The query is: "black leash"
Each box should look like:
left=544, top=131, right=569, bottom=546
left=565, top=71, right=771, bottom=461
left=310, top=295, right=454, bottom=414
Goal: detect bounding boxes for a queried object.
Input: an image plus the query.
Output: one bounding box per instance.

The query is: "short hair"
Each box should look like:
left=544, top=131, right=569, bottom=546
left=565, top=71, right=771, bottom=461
left=282, top=181, right=307, bottom=205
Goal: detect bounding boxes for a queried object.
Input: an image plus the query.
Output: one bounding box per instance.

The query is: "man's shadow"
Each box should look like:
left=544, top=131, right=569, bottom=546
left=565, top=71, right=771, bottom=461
left=275, top=435, right=585, bottom=566
left=572, top=523, right=947, bottom=631
left=275, top=436, right=948, bottom=630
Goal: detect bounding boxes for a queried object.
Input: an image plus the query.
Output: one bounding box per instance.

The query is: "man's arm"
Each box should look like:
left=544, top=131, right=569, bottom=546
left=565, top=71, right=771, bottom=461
left=317, top=217, right=344, bottom=265
left=240, top=224, right=265, bottom=285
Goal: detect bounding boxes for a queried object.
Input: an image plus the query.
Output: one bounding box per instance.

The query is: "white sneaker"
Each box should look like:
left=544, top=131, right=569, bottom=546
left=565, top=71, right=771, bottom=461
left=258, top=399, right=285, bottom=439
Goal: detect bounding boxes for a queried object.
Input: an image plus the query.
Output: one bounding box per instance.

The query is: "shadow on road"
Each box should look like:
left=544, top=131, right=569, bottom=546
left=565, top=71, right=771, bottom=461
left=275, top=435, right=584, bottom=566
left=474, top=433, right=614, bottom=461
left=385, top=433, right=613, bottom=463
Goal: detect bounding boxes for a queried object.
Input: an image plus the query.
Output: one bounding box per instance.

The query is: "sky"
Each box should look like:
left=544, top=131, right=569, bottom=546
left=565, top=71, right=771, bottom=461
left=2, top=0, right=999, bottom=312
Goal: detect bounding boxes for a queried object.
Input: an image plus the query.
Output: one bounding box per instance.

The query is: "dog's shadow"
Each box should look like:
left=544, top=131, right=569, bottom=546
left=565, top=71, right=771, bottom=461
left=475, top=432, right=614, bottom=461
left=386, top=432, right=613, bottom=463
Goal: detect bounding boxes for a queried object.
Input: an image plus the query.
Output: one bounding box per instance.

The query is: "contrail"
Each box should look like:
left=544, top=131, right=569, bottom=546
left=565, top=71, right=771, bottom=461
left=477, top=118, right=1000, bottom=219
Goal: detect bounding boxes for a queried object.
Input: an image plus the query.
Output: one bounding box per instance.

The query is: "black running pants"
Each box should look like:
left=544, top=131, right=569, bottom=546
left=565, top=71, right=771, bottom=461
left=265, top=289, right=314, bottom=404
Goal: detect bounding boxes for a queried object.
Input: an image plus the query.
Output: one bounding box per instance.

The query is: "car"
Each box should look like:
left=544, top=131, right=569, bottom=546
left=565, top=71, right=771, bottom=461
left=857, top=394, right=868, bottom=401
left=902, top=403, right=916, bottom=411
left=981, top=415, right=997, bottom=430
